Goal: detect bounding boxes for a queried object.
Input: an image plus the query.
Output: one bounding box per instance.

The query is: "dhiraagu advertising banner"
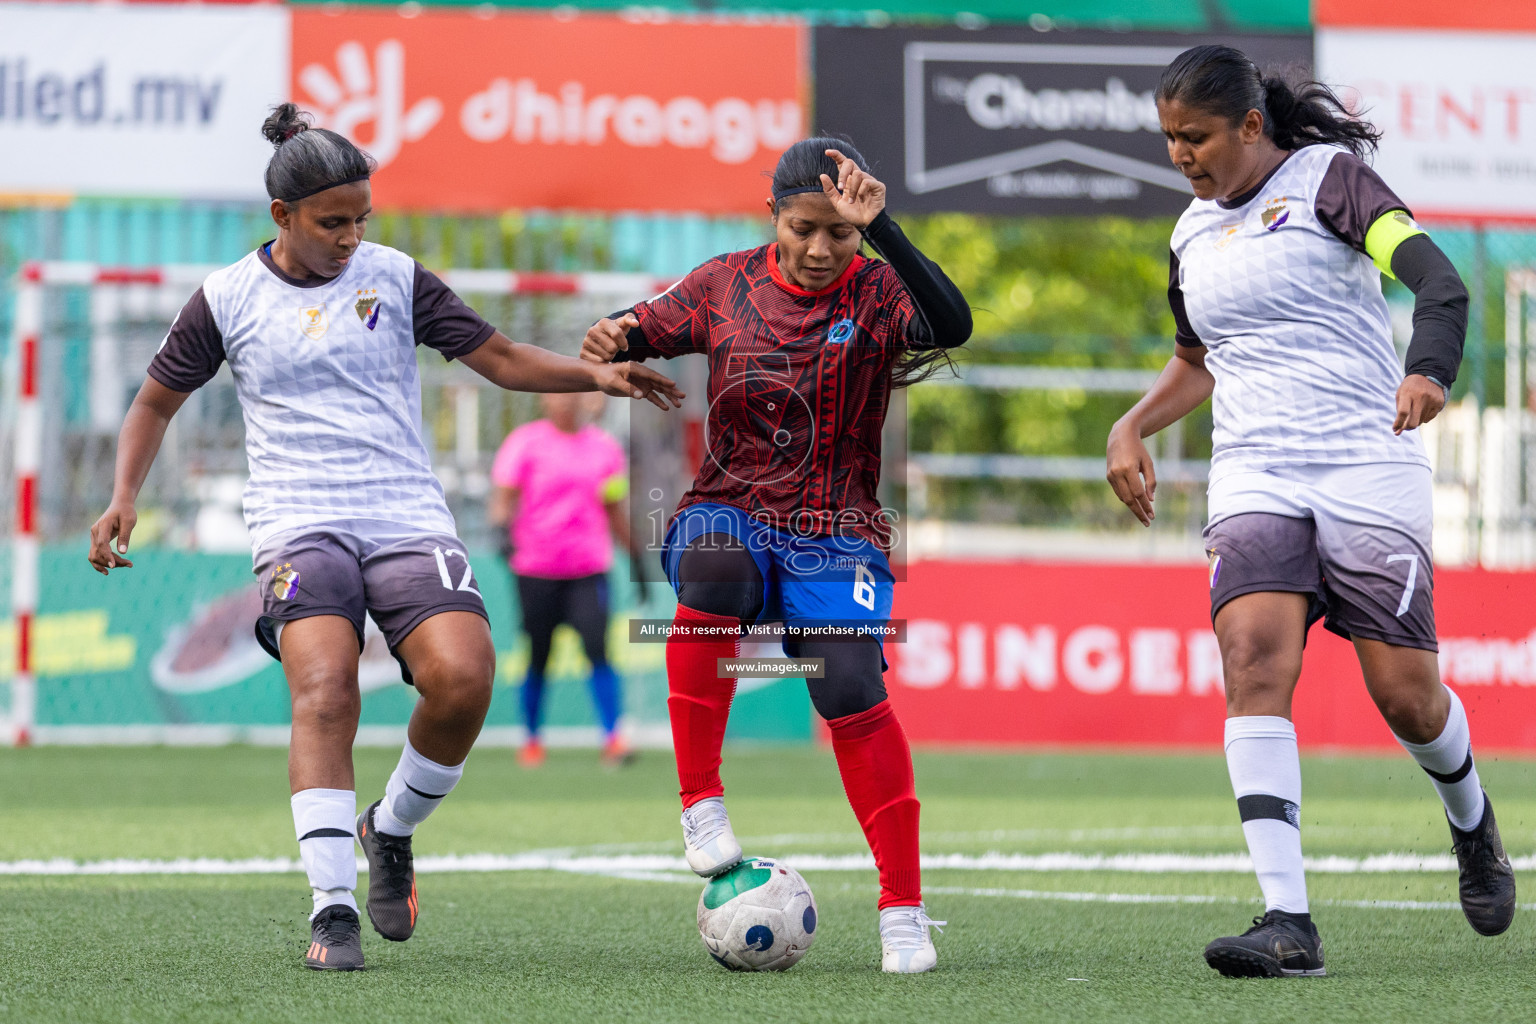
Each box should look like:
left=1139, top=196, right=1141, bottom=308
left=0, top=3, right=807, bottom=210
left=0, top=546, right=811, bottom=745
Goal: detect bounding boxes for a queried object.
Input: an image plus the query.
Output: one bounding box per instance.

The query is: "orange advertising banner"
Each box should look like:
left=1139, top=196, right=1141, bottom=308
left=290, top=9, right=808, bottom=213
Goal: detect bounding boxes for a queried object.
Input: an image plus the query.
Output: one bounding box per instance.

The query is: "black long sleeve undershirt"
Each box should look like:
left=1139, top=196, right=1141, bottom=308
left=860, top=210, right=972, bottom=349
left=608, top=210, right=970, bottom=361
left=1392, top=233, right=1468, bottom=389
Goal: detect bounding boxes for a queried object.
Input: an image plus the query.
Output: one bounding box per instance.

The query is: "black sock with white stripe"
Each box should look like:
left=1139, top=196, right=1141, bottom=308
left=375, top=740, right=464, bottom=837
left=1225, top=716, right=1308, bottom=914
left=1395, top=685, right=1485, bottom=831
left=292, top=788, right=358, bottom=918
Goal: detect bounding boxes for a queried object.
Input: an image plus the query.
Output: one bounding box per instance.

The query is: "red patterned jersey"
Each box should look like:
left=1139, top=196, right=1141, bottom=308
left=628, top=243, right=917, bottom=549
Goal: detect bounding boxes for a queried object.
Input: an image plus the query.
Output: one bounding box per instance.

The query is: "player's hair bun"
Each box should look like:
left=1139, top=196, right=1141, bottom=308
left=261, top=104, right=375, bottom=202
left=261, top=103, right=312, bottom=148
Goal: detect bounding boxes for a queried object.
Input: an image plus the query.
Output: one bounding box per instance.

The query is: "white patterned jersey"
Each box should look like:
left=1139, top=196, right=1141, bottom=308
left=149, top=241, right=494, bottom=559
left=1169, top=144, right=1429, bottom=483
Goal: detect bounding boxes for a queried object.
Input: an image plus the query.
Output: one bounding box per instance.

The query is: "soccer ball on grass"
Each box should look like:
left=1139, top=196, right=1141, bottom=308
left=697, top=856, right=817, bottom=971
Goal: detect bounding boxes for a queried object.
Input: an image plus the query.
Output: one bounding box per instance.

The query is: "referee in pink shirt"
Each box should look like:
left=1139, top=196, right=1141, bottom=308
left=489, top=393, right=640, bottom=766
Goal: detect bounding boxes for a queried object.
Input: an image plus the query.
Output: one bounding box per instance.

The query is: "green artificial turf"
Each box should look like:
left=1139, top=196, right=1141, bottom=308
left=1, top=746, right=1534, bottom=1022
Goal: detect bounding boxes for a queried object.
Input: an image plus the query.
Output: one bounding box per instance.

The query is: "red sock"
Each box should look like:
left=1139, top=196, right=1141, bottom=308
left=828, top=700, right=922, bottom=909
left=666, top=603, right=739, bottom=808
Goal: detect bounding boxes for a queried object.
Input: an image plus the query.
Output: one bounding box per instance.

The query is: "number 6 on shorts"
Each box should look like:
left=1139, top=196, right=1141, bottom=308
left=853, top=563, right=877, bottom=611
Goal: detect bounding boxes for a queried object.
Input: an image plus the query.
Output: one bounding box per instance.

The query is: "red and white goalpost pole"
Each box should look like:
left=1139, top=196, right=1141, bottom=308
left=6, top=262, right=213, bottom=748
left=10, top=263, right=43, bottom=747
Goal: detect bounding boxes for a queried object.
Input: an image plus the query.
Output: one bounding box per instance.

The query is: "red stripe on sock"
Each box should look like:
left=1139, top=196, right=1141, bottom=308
left=827, top=701, right=922, bottom=909
left=667, top=603, right=740, bottom=808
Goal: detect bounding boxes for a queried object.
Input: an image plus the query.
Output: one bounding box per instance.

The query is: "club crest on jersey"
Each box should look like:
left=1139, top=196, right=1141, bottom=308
left=827, top=318, right=856, bottom=344
left=271, top=564, right=300, bottom=601
left=1207, top=551, right=1222, bottom=588
left=299, top=305, right=327, bottom=340
left=1261, top=197, right=1290, bottom=231
left=1214, top=223, right=1241, bottom=251
left=354, top=289, right=382, bottom=330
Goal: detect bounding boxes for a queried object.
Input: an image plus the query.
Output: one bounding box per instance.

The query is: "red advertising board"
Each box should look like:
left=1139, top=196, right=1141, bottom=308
left=886, top=560, right=1536, bottom=751
left=290, top=9, right=808, bottom=213
left=1315, top=0, right=1536, bottom=30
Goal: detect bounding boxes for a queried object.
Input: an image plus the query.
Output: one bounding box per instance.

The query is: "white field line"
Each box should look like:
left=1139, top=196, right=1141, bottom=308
left=2, top=850, right=1529, bottom=877
left=0, top=854, right=1510, bottom=914
left=921, top=885, right=1500, bottom=913
left=505, top=826, right=1248, bottom=858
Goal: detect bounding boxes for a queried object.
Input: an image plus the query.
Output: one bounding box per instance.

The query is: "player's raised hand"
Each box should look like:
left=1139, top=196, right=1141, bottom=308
left=1393, top=373, right=1446, bottom=435
left=593, top=362, right=685, bottom=411
left=582, top=314, right=637, bottom=363
left=87, top=502, right=137, bottom=575
left=820, top=148, right=886, bottom=229
left=1106, top=424, right=1157, bottom=527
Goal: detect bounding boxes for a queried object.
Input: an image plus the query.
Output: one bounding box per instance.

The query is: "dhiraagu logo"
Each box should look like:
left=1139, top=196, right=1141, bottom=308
left=827, top=318, right=855, bottom=344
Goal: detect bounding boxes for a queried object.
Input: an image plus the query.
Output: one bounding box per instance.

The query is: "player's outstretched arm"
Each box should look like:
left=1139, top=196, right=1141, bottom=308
left=460, top=330, right=684, bottom=410
left=1106, top=345, right=1214, bottom=527
left=88, top=377, right=192, bottom=574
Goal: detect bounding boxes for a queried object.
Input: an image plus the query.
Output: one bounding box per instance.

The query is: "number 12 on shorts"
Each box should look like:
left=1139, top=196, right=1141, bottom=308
left=1387, top=553, right=1418, bottom=617
left=433, top=546, right=482, bottom=597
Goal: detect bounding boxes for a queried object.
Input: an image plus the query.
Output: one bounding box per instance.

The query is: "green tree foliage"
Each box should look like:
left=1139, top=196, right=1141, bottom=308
left=896, top=214, right=1214, bottom=528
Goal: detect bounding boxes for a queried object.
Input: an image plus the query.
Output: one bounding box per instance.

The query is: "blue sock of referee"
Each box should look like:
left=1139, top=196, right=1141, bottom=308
left=521, top=668, right=546, bottom=740
left=588, top=664, right=621, bottom=739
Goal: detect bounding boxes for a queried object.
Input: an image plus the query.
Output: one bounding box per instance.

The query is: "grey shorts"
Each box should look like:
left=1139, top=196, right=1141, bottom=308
left=254, top=525, right=489, bottom=684
left=1203, top=462, right=1436, bottom=652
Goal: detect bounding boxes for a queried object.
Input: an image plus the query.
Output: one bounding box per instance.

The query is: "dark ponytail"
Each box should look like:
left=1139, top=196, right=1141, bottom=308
left=261, top=103, right=376, bottom=203
left=1156, top=45, right=1382, bottom=159
left=771, top=136, right=957, bottom=389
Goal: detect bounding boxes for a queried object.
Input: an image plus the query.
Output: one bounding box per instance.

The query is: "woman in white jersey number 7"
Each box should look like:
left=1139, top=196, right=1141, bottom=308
left=85, top=104, right=683, bottom=973
left=1106, top=47, right=1513, bottom=979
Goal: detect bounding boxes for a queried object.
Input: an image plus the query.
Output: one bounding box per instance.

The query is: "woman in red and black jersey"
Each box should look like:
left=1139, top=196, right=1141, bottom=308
left=582, top=138, right=970, bottom=972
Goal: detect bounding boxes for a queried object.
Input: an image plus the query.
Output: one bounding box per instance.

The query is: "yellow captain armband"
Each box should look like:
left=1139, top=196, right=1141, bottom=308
left=1364, top=210, right=1426, bottom=280
left=599, top=473, right=629, bottom=503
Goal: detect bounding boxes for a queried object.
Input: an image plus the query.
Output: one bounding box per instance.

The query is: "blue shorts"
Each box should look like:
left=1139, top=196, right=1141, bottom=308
left=662, top=503, right=895, bottom=658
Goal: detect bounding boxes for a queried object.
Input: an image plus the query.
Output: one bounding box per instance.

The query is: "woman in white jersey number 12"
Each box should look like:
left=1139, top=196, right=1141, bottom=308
left=86, top=104, right=684, bottom=973
left=1106, top=47, right=1513, bottom=979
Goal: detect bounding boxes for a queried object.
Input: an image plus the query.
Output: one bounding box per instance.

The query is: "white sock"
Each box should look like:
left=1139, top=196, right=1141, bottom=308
left=1395, top=685, right=1485, bottom=831
left=374, top=741, right=465, bottom=837
left=292, top=788, right=358, bottom=918
left=1225, top=716, right=1308, bottom=915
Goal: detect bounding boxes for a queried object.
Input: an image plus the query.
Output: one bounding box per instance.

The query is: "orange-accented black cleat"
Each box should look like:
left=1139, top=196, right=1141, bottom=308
left=357, top=800, right=418, bottom=941
left=304, top=905, right=365, bottom=971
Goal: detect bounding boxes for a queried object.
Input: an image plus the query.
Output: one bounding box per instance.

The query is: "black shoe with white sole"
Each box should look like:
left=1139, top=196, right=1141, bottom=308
left=1450, top=791, right=1516, bottom=937
left=1204, top=910, right=1325, bottom=978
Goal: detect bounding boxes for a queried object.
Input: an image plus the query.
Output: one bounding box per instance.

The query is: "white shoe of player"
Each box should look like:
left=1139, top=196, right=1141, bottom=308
left=880, top=903, right=945, bottom=974
left=681, top=797, right=742, bottom=877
